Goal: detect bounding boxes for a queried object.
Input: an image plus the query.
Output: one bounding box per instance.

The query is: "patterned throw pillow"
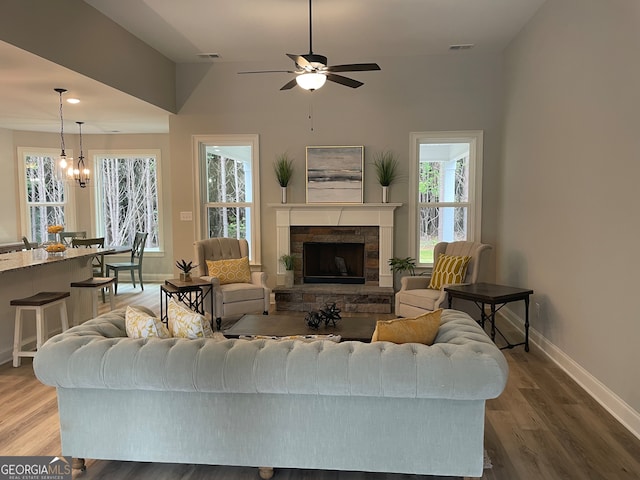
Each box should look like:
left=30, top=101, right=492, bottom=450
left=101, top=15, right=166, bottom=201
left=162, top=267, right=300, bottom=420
left=125, top=306, right=170, bottom=339
left=428, top=254, right=471, bottom=290
left=371, top=309, right=442, bottom=345
left=206, top=257, right=251, bottom=285
left=167, top=298, right=214, bottom=338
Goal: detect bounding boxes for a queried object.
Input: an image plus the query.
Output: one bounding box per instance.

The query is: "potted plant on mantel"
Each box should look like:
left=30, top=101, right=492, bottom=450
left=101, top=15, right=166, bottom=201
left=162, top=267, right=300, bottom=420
left=176, top=259, right=197, bottom=282
left=273, top=153, right=294, bottom=204
left=280, top=254, right=295, bottom=288
left=373, top=150, right=399, bottom=203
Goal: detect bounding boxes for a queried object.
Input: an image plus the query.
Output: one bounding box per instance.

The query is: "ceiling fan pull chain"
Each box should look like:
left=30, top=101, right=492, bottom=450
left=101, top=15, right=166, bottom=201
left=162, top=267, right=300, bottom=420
left=309, top=97, right=314, bottom=132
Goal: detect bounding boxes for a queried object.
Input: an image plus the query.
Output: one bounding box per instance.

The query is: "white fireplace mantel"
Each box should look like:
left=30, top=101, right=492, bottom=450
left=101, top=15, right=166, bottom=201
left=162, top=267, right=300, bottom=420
left=271, top=203, right=401, bottom=288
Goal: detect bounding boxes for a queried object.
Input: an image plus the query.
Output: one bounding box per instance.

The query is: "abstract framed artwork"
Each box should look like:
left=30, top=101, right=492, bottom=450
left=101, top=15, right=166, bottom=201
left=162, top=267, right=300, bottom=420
left=306, top=146, right=364, bottom=203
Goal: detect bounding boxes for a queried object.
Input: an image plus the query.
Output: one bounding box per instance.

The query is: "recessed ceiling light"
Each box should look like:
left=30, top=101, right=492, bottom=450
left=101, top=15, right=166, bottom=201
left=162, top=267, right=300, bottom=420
left=449, top=44, right=475, bottom=51
left=66, top=98, right=80, bottom=104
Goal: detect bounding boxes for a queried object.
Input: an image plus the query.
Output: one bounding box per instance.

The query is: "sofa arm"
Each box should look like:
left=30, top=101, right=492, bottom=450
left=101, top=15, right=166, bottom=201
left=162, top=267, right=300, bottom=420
left=399, top=275, right=431, bottom=291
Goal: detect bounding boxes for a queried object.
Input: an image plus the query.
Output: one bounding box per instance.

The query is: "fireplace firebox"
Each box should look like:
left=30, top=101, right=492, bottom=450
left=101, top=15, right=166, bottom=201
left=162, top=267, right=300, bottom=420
left=303, top=242, right=365, bottom=284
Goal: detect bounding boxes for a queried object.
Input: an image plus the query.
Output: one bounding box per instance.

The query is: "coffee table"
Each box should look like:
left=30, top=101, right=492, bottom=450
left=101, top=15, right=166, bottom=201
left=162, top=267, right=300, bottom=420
left=224, top=314, right=379, bottom=342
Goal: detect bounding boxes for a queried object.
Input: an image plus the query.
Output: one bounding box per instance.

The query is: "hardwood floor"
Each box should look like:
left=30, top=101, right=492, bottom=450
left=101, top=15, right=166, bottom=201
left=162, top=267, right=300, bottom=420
left=1, top=282, right=639, bottom=479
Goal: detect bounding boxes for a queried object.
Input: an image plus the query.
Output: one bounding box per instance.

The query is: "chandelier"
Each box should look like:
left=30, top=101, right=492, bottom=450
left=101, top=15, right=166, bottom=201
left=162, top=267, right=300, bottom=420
left=54, top=88, right=72, bottom=181
left=53, top=88, right=89, bottom=187
left=74, top=121, right=90, bottom=187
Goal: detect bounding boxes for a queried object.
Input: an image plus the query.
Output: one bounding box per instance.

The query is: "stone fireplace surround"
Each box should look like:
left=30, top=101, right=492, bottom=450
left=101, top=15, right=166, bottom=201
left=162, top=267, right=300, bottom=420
left=273, top=203, right=400, bottom=288
left=272, top=204, right=400, bottom=313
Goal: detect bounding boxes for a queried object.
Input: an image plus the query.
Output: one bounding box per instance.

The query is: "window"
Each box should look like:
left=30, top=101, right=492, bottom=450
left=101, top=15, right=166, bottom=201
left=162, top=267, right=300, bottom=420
left=193, top=135, right=261, bottom=264
left=92, top=150, right=161, bottom=250
left=409, top=131, right=483, bottom=266
left=18, top=148, right=76, bottom=243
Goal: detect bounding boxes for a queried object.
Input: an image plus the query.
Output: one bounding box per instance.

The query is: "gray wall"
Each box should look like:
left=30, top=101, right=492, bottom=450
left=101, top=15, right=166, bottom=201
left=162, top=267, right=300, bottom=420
left=170, top=54, right=504, bottom=282
left=500, top=0, right=640, bottom=427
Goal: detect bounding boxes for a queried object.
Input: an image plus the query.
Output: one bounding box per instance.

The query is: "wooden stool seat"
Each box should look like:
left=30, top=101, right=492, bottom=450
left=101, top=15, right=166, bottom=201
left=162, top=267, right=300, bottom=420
left=70, top=277, right=115, bottom=323
left=11, top=291, right=70, bottom=367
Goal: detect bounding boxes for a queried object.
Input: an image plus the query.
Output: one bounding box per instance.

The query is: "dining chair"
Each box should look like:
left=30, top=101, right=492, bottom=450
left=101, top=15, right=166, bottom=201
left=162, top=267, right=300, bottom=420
left=59, top=231, right=87, bottom=247
left=105, top=232, right=148, bottom=294
left=72, top=237, right=106, bottom=276
left=22, top=236, right=34, bottom=250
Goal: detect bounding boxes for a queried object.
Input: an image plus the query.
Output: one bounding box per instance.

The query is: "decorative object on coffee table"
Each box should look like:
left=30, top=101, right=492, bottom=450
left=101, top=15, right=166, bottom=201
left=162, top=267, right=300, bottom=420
left=273, top=152, right=294, bottom=204
left=176, top=259, right=197, bottom=282
left=305, top=302, right=342, bottom=329
left=373, top=150, right=399, bottom=203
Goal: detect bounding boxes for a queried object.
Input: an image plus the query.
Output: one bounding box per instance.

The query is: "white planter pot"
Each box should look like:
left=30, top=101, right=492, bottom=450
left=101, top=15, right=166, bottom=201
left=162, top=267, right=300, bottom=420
left=284, top=270, right=294, bottom=288
left=281, top=186, right=288, bottom=204
left=382, top=185, right=389, bottom=203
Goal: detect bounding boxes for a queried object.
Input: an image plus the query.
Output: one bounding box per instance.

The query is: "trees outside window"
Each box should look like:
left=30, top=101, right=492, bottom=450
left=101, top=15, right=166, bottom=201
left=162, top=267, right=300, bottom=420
left=409, top=131, right=483, bottom=266
left=18, top=149, right=75, bottom=244
left=94, top=152, right=160, bottom=249
left=193, top=135, right=261, bottom=264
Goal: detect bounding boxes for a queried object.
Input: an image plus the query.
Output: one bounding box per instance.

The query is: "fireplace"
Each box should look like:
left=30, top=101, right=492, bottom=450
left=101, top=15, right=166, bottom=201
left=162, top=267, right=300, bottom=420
left=303, top=242, right=365, bottom=284
left=273, top=203, right=399, bottom=288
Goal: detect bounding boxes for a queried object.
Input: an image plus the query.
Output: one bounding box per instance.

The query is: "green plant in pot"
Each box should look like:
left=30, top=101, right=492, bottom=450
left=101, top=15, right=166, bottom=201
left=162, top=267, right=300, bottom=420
left=373, top=150, right=399, bottom=203
left=274, top=153, right=294, bottom=203
left=176, top=259, right=197, bottom=282
left=280, top=254, right=295, bottom=288
left=388, top=256, right=416, bottom=291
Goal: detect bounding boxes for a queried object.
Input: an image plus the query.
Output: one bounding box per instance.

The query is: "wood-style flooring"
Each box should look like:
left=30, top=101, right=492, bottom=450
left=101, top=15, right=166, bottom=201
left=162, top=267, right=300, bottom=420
left=1, top=282, right=639, bottom=479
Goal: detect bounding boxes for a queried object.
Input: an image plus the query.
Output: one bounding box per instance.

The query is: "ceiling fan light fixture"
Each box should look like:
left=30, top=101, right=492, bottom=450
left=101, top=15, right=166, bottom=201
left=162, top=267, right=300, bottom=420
left=296, top=72, right=326, bottom=91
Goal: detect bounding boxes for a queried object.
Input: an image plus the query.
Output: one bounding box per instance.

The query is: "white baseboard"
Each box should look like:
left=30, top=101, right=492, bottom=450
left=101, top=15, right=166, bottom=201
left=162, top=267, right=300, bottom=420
left=500, top=307, right=640, bottom=441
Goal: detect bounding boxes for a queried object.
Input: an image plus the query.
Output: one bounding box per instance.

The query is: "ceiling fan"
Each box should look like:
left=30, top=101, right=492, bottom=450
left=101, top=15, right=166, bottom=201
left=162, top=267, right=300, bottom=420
left=238, top=0, right=381, bottom=91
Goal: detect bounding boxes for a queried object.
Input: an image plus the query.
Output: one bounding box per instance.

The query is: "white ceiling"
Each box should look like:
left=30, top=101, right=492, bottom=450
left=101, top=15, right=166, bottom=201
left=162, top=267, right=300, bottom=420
left=0, top=0, right=546, bottom=135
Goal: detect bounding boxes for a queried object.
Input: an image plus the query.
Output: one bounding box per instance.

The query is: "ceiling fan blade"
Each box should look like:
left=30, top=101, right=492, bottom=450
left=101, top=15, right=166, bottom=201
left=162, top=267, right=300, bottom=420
left=287, top=53, right=312, bottom=70
left=326, top=73, right=363, bottom=89
left=326, top=63, right=381, bottom=73
left=238, top=70, right=295, bottom=74
left=280, top=78, right=298, bottom=90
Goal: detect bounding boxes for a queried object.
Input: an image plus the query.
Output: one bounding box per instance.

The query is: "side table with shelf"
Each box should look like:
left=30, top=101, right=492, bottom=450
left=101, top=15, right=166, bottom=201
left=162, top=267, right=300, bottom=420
left=444, top=282, right=533, bottom=351
left=160, top=277, right=217, bottom=329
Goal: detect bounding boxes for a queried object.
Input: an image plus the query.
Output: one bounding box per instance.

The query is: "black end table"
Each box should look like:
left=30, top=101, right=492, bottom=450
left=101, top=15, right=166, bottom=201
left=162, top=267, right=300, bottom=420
left=445, top=283, right=533, bottom=351
left=160, top=277, right=216, bottom=329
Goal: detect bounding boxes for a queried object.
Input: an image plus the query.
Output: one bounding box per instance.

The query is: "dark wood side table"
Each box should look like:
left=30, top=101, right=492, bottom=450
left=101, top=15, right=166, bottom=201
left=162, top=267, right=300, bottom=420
left=445, top=283, right=533, bottom=351
left=160, top=277, right=216, bottom=329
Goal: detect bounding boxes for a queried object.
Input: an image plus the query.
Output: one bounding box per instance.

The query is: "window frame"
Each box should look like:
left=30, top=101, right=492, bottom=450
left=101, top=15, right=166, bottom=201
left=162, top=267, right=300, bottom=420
left=408, top=130, right=483, bottom=268
left=89, top=149, right=164, bottom=253
left=17, top=147, right=78, bottom=241
left=192, top=134, right=261, bottom=265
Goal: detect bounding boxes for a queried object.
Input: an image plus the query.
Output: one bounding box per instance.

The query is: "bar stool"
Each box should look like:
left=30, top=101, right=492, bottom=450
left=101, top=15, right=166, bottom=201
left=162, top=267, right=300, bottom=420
left=11, top=291, right=70, bottom=367
left=70, top=277, right=115, bottom=324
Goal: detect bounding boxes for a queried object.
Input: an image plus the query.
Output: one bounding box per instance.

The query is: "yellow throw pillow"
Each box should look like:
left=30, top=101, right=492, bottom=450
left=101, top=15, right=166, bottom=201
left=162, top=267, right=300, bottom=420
left=206, top=257, right=251, bottom=285
left=371, top=309, right=442, bottom=345
left=428, top=254, right=471, bottom=290
left=125, top=305, right=170, bottom=339
left=167, top=299, right=214, bottom=339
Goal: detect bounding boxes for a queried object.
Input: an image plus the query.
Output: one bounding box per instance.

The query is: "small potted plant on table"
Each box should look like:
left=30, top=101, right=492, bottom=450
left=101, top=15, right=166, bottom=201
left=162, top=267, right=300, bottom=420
left=176, top=259, right=197, bottom=282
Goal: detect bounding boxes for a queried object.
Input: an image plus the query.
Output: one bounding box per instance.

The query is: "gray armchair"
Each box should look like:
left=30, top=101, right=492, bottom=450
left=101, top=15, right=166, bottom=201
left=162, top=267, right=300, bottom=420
left=194, top=238, right=270, bottom=329
left=395, top=241, right=492, bottom=318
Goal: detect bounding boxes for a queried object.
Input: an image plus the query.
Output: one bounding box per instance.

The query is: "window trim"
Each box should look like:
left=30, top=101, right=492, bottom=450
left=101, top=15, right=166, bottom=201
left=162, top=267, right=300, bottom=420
left=192, top=134, right=261, bottom=265
left=89, top=149, right=164, bottom=253
left=408, top=130, right=483, bottom=267
left=17, top=146, right=78, bottom=238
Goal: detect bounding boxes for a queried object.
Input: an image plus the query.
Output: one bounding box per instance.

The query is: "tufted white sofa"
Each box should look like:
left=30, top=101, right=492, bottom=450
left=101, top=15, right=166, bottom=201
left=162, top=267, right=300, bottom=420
left=34, top=308, right=508, bottom=478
